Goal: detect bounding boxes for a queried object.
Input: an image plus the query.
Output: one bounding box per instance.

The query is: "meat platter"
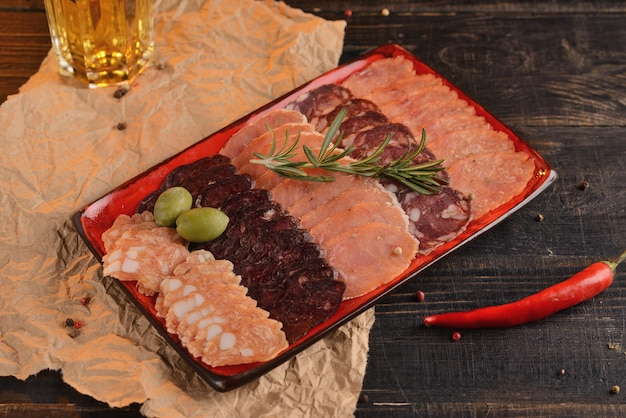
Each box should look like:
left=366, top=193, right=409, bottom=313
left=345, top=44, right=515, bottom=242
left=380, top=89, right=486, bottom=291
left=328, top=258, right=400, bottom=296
left=72, top=44, right=557, bottom=391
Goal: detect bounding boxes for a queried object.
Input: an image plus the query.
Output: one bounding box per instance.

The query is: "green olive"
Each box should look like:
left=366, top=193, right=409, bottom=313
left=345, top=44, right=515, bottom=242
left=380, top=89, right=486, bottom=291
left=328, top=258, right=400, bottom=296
left=153, top=187, right=193, bottom=227
left=175, top=207, right=229, bottom=242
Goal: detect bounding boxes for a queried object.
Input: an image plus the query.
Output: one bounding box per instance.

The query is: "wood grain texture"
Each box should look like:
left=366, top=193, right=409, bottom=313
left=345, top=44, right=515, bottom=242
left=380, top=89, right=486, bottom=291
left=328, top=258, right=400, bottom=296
left=0, top=10, right=50, bottom=102
left=0, top=1, right=625, bottom=417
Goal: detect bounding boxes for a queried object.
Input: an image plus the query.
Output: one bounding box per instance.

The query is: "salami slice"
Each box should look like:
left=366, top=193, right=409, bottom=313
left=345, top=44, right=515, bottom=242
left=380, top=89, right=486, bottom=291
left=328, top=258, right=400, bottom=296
left=286, top=84, right=353, bottom=126
left=335, top=110, right=390, bottom=148
left=315, top=98, right=381, bottom=133
left=394, top=185, right=471, bottom=254
left=163, top=155, right=232, bottom=189
left=195, top=174, right=254, bottom=208
left=179, top=164, right=237, bottom=200
left=350, top=123, right=418, bottom=163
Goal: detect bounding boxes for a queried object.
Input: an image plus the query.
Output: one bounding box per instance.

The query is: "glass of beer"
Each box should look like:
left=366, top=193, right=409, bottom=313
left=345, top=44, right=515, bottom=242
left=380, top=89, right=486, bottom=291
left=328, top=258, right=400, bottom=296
left=43, top=0, right=154, bottom=88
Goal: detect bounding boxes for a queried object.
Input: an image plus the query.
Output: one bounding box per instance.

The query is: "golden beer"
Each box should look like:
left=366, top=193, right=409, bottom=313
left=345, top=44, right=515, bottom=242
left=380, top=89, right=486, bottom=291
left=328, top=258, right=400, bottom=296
left=43, top=0, right=154, bottom=87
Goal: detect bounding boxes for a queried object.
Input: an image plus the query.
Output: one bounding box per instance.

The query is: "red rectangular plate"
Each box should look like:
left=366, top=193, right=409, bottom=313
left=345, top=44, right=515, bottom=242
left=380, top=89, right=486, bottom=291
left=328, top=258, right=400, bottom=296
left=72, top=44, right=557, bottom=391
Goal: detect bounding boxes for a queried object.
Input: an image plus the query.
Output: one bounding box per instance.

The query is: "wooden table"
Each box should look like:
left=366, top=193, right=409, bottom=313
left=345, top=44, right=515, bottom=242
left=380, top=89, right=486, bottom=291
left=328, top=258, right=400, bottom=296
left=1, top=1, right=625, bottom=416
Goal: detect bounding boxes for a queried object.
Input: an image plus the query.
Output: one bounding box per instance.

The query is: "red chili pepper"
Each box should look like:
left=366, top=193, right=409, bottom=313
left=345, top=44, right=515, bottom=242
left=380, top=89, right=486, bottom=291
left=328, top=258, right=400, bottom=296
left=423, top=250, right=626, bottom=329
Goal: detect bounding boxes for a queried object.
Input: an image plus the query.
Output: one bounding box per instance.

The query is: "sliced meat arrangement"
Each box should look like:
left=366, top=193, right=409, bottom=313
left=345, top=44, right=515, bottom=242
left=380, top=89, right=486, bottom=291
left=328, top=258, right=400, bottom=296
left=340, top=55, right=536, bottom=221
left=156, top=250, right=288, bottom=367
left=100, top=54, right=540, bottom=368
left=286, top=81, right=469, bottom=254
left=101, top=212, right=190, bottom=296
left=132, top=156, right=346, bottom=344
left=222, top=122, right=419, bottom=300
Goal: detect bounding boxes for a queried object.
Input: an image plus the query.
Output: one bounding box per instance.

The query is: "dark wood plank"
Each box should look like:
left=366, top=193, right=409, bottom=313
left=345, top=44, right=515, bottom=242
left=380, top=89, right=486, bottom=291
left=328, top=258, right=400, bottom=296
left=331, top=13, right=626, bottom=127
left=0, top=10, right=50, bottom=103
left=287, top=0, right=626, bottom=13
left=0, top=370, right=142, bottom=417
left=356, top=125, right=626, bottom=417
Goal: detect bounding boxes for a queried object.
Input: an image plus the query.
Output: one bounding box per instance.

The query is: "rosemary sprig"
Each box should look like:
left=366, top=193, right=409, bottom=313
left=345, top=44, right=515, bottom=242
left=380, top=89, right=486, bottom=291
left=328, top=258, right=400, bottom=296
left=249, top=107, right=447, bottom=195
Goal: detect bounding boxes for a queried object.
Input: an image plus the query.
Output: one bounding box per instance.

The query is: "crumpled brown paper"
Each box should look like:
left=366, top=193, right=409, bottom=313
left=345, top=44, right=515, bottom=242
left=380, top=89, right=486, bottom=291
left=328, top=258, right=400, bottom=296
left=0, top=1, right=376, bottom=416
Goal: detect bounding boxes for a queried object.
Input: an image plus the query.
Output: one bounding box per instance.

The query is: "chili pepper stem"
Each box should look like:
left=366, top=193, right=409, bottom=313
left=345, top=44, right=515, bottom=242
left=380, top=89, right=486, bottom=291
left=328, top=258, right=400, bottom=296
left=605, top=249, right=626, bottom=271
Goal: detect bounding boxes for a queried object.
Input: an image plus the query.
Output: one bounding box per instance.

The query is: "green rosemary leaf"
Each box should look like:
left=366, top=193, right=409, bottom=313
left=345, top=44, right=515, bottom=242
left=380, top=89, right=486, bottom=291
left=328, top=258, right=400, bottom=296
left=302, top=145, right=319, bottom=166
left=248, top=107, right=446, bottom=195
left=319, top=107, right=348, bottom=157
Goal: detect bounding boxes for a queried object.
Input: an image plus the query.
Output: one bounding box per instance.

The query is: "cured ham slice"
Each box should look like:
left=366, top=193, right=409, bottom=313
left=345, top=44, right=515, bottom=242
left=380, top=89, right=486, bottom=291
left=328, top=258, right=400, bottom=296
left=341, top=55, right=416, bottom=98
left=429, top=128, right=515, bottom=167
left=362, top=73, right=442, bottom=106
left=269, top=167, right=371, bottom=211
left=155, top=250, right=288, bottom=366
left=231, top=123, right=316, bottom=175
left=447, top=151, right=536, bottom=219
left=285, top=173, right=384, bottom=214
left=324, top=222, right=418, bottom=299
left=253, top=169, right=285, bottom=191
left=102, top=212, right=190, bottom=296
left=234, top=130, right=325, bottom=182
left=400, top=98, right=476, bottom=141
left=417, top=114, right=491, bottom=144
left=309, top=201, right=410, bottom=245
left=289, top=184, right=395, bottom=222
left=382, top=84, right=460, bottom=120
left=220, top=109, right=307, bottom=159
left=269, top=175, right=326, bottom=209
